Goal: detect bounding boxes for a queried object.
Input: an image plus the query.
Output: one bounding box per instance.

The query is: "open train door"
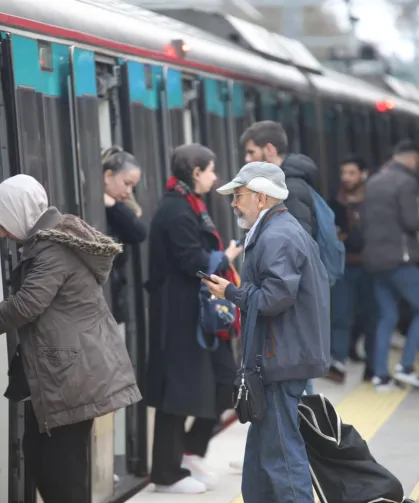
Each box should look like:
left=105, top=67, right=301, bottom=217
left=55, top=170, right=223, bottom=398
left=68, top=46, right=114, bottom=503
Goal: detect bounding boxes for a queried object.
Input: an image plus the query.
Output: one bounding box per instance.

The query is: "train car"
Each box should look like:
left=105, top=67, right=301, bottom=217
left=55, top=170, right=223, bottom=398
left=0, top=1, right=418, bottom=502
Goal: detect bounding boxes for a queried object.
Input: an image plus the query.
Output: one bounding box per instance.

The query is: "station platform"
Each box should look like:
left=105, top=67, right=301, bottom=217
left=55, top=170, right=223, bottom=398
left=127, top=347, right=419, bottom=503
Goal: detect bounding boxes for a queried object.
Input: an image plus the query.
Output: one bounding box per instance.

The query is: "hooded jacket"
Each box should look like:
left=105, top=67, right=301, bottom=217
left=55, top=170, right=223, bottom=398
left=0, top=207, right=141, bottom=433
left=281, top=154, right=319, bottom=238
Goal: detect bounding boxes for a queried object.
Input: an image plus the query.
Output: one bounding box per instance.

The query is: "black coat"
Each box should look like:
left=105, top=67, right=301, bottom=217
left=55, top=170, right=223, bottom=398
left=145, top=191, right=236, bottom=419
left=106, top=202, right=147, bottom=323
left=281, top=154, right=319, bottom=238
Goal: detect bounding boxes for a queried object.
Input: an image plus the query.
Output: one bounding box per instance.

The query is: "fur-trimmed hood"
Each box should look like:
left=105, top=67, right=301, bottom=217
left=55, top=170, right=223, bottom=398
left=28, top=208, right=122, bottom=285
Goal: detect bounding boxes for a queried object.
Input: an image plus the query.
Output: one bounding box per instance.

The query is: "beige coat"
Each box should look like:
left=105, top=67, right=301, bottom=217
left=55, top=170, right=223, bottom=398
left=0, top=207, right=141, bottom=433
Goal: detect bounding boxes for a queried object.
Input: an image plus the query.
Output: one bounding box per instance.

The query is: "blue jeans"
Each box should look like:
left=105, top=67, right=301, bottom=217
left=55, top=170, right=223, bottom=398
left=242, top=380, right=313, bottom=503
left=305, top=379, right=314, bottom=395
left=331, top=266, right=376, bottom=369
left=374, top=265, right=419, bottom=378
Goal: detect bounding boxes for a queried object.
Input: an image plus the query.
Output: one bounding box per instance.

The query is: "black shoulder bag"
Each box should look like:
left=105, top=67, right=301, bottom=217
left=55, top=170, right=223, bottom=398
left=232, top=295, right=267, bottom=424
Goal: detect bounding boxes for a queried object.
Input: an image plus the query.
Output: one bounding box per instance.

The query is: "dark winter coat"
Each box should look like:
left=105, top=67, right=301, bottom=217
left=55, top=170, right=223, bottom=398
left=106, top=201, right=147, bottom=323
left=329, top=188, right=365, bottom=265
left=363, top=162, right=419, bottom=272
left=226, top=205, right=330, bottom=382
left=281, top=154, right=319, bottom=238
left=145, top=191, right=236, bottom=419
left=0, top=207, right=141, bottom=433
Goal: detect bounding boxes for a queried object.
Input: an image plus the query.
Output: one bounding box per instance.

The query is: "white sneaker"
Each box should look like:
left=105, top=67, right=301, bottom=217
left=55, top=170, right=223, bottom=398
left=229, top=459, right=243, bottom=473
left=154, top=476, right=207, bottom=494
left=181, top=454, right=218, bottom=490
left=372, top=376, right=404, bottom=392
left=394, top=364, right=419, bottom=387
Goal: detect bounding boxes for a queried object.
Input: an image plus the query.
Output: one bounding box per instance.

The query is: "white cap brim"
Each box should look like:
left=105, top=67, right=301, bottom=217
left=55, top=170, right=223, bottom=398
left=216, top=180, right=244, bottom=195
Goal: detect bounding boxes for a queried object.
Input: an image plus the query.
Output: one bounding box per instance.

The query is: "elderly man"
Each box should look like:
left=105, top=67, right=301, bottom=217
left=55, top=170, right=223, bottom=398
left=204, top=162, right=330, bottom=503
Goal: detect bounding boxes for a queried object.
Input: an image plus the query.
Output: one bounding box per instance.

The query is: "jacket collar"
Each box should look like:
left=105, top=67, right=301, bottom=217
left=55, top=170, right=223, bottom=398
left=21, top=207, right=62, bottom=260
left=389, top=161, right=419, bottom=180
left=245, top=203, right=287, bottom=252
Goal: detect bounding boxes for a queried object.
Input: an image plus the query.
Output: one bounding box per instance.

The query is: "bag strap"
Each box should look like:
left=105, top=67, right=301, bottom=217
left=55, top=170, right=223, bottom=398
left=241, top=294, right=263, bottom=370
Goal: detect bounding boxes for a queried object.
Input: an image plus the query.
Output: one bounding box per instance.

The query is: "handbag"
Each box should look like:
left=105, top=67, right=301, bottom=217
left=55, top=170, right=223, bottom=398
left=4, top=344, right=30, bottom=402
left=197, top=251, right=237, bottom=352
left=232, top=296, right=267, bottom=424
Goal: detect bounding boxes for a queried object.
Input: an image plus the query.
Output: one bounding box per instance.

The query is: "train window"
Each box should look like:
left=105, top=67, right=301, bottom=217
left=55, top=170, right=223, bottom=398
left=38, top=41, right=53, bottom=72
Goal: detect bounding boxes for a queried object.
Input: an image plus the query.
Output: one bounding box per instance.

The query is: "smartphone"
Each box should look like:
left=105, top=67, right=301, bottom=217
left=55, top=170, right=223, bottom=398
left=196, top=271, right=214, bottom=282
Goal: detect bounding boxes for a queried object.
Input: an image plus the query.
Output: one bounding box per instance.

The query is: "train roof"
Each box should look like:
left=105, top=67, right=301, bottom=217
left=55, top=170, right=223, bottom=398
left=0, top=0, right=417, bottom=114
left=0, top=0, right=308, bottom=92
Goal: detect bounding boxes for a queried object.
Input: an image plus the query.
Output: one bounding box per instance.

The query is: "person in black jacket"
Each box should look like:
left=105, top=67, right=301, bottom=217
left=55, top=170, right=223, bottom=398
left=240, top=120, right=319, bottom=237
left=146, top=144, right=242, bottom=494
left=102, top=146, right=147, bottom=323
left=327, top=155, right=376, bottom=383
left=363, top=140, right=419, bottom=390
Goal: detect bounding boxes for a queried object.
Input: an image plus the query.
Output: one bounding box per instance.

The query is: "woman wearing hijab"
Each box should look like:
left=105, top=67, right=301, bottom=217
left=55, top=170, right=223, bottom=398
left=0, top=175, right=141, bottom=503
left=146, top=144, right=242, bottom=494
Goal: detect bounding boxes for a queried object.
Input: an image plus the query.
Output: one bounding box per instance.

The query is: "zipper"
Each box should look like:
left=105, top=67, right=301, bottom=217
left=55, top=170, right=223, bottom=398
left=29, top=335, right=51, bottom=436
left=402, top=234, right=410, bottom=262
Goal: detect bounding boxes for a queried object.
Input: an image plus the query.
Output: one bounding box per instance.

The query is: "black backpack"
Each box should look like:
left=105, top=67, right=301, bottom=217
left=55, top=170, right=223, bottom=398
left=299, top=394, right=406, bottom=503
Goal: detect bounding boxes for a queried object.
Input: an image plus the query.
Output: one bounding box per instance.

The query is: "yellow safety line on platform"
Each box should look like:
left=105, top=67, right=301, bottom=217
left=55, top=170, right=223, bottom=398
left=230, top=374, right=410, bottom=503
left=410, top=480, right=419, bottom=502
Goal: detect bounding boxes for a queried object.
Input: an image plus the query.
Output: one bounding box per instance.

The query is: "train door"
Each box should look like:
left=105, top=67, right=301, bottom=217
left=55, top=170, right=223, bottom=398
left=117, top=59, right=163, bottom=486
left=68, top=47, right=115, bottom=503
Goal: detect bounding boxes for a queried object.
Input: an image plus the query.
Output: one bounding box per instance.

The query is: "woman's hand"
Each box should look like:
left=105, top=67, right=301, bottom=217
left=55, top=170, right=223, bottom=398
left=225, top=240, right=243, bottom=263
left=104, top=193, right=116, bottom=207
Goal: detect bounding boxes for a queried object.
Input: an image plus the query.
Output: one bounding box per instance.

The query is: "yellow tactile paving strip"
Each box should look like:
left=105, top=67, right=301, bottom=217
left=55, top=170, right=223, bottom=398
left=410, top=481, right=419, bottom=502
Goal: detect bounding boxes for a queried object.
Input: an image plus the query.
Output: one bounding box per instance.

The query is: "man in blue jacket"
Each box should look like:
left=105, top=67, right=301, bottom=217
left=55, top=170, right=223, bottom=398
left=204, top=162, right=330, bottom=503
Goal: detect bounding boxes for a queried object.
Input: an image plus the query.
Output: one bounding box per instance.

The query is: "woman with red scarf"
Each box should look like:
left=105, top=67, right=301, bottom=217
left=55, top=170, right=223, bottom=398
left=146, top=144, right=242, bottom=494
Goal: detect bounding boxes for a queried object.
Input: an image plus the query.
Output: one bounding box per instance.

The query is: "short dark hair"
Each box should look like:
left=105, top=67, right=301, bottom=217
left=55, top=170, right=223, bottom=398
left=240, top=121, right=288, bottom=155
left=102, top=146, right=141, bottom=173
left=393, top=139, right=419, bottom=156
left=340, top=154, right=368, bottom=171
left=171, top=143, right=216, bottom=188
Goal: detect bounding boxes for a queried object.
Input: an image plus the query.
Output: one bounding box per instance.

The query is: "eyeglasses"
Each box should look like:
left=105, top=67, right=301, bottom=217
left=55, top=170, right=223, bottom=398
left=231, top=191, right=253, bottom=201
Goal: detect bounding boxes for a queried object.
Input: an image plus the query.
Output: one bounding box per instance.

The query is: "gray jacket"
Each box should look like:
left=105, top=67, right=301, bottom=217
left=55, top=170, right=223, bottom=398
left=225, top=205, right=330, bottom=383
left=363, top=162, right=419, bottom=273
left=0, top=208, right=141, bottom=433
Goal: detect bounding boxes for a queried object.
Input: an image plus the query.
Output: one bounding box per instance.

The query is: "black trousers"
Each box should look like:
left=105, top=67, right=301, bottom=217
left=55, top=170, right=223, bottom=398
left=23, top=403, right=93, bottom=503
left=151, top=382, right=232, bottom=486
left=150, top=410, right=218, bottom=486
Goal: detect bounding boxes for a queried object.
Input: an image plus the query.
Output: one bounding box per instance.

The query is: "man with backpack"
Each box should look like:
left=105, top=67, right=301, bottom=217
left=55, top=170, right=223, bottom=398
left=240, top=121, right=343, bottom=296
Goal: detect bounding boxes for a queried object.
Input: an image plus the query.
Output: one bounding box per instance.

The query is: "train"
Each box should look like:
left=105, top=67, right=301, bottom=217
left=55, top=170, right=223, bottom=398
left=0, top=0, right=418, bottom=502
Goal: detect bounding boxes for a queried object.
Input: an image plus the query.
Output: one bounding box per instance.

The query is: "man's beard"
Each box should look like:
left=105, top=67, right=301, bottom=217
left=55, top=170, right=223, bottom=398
left=234, top=209, right=251, bottom=229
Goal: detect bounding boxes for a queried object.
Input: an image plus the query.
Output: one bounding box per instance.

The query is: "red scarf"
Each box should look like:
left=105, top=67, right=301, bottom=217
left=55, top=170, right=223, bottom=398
left=166, top=176, right=241, bottom=339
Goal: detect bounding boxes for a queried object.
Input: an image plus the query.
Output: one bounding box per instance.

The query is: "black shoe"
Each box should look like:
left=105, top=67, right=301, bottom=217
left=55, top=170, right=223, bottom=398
left=326, top=364, right=346, bottom=383
left=349, top=347, right=366, bottom=363
left=363, top=366, right=374, bottom=382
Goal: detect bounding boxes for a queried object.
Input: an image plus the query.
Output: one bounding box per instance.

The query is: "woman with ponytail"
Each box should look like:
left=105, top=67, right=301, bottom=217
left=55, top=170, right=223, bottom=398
left=146, top=143, right=242, bottom=495
left=102, top=146, right=147, bottom=323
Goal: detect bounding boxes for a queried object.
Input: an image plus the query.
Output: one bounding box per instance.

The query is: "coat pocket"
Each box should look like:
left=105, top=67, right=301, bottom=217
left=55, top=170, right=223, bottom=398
left=37, top=346, right=81, bottom=412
